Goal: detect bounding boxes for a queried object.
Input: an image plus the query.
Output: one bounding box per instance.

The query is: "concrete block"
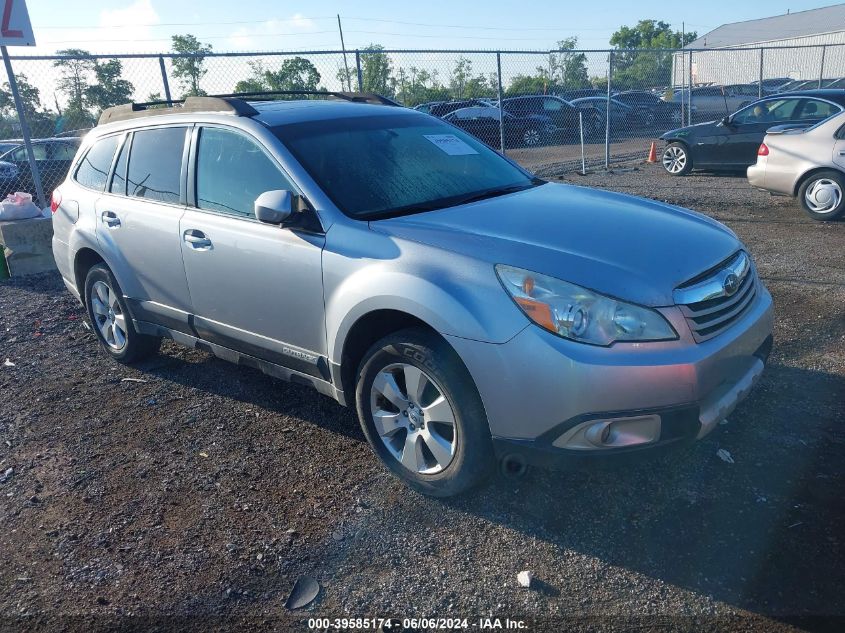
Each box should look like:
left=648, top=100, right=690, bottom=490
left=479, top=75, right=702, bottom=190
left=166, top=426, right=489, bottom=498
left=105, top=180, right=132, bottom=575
left=0, top=216, right=57, bottom=277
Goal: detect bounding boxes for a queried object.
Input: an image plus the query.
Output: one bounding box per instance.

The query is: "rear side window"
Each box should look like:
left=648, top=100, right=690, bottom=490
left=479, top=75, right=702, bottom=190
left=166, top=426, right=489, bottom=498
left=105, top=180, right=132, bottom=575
left=195, top=127, right=293, bottom=218
left=127, top=127, right=186, bottom=204
left=75, top=136, right=118, bottom=191
left=49, top=143, right=77, bottom=160
left=13, top=144, right=48, bottom=161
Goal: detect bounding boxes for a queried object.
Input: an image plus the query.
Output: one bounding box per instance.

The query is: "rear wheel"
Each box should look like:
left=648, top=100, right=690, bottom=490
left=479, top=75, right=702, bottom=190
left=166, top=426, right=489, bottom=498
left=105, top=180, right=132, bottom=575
left=84, top=264, right=160, bottom=363
left=798, top=170, right=845, bottom=220
left=522, top=127, right=542, bottom=147
left=355, top=328, right=495, bottom=497
left=662, top=142, right=692, bottom=176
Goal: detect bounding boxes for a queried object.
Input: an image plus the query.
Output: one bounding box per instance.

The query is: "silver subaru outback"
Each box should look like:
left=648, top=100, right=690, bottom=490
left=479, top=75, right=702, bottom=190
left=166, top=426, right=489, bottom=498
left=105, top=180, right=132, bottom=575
left=51, top=94, right=774, bottom=496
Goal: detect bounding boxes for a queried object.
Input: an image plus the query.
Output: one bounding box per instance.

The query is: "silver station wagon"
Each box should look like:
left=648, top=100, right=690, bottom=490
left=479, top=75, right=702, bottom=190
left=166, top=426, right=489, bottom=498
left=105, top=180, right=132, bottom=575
left=51, top=93, right=774, bottom=496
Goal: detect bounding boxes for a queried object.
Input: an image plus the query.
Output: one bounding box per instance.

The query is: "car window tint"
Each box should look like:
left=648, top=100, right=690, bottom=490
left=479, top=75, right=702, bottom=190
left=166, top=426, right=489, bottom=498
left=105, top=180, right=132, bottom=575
left=543, top=99, right=563, bottom=112
left=196, top=127, right=293, bottom=218
left=49, top=143, right=77, bottom=160
left=109, top=136, right=129, bottom=195
left=797, top=99, right=839, bottom=120
left=74, top=136, right=118, bottom=191
left=733, top=98, right=801, bottom=124
left=127, top=127, right=185, bottom=204
left=12, top=144, right=48, bottom=161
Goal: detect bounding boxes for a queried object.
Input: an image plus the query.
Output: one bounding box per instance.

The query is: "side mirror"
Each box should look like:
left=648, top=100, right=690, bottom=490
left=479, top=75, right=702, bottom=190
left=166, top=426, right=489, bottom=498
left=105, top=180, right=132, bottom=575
left=720, top=116, right=732, bottom=127
left=254, top=190, right=294, bottom=225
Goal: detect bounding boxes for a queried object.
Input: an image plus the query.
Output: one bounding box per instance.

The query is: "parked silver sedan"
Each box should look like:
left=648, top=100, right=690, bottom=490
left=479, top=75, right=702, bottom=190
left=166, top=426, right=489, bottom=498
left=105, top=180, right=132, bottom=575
left=747, top=110, right=845, bottom=220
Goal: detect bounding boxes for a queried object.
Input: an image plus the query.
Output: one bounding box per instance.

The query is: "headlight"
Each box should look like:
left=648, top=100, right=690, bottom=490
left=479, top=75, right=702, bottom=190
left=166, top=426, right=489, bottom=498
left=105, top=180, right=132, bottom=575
left=496, top=264, right=677, bottom=346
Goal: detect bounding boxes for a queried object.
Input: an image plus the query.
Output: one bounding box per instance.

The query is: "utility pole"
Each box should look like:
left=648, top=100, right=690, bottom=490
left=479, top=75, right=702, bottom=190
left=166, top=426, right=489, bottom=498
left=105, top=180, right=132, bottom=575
left=337, top=15, right=352, bottom=91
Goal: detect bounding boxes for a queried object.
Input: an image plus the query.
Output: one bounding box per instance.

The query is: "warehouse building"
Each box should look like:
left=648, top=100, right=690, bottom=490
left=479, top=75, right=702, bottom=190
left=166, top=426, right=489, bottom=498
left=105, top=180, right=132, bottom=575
left=672, top=3, right=845, bottom=86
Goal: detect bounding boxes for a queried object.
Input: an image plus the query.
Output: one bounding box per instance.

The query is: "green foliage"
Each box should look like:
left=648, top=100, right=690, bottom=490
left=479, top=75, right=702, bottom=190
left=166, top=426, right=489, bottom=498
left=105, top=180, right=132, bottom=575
left=393, top=67, right=450, bottom=106
left=0, top=73, right=56, bottom=137
left=53, top=48, right=95, bottom=113
left=84, top=60, right=135, bottom=113
left=360, top=45, right=394, bottom=96
left=233, top=58, right=322, bottom=99
left=609, top=20, right=697, bottom=90
left=171, top=34, right=212, bottom=97
left=449, top=57, right=494, bottom=99
left=505, top=38, right=590, bottom=96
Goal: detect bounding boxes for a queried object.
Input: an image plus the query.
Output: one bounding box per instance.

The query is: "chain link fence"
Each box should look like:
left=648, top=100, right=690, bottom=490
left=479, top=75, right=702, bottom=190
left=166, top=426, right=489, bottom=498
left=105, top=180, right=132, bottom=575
left=2, top=43, right=844, bottom=207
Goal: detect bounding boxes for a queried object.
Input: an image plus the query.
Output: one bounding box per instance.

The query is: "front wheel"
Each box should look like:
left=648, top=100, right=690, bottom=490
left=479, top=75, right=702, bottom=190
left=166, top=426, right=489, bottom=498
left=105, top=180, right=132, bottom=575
left=522, top=127, right=542, bottom=147
left=355, top=328, right=495, bottom=497
left=798, top=170, right=845, bottom=220
left=661, top=142, right=693, bottom=176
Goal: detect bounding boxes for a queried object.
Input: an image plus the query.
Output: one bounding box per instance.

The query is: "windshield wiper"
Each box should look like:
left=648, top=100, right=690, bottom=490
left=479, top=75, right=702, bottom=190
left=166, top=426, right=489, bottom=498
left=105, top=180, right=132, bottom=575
left=451, top=179, right=545, bottom=207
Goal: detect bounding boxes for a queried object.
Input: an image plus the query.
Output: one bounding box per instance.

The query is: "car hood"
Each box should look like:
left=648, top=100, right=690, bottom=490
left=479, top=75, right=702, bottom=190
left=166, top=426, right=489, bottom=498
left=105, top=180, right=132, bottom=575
left=372, top=183, right=741, bottom=306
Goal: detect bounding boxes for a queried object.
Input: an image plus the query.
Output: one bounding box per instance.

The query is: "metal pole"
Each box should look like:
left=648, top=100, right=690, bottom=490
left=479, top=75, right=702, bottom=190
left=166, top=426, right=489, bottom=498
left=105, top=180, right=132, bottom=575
left=337, top=15, right=352, bottom=91
left=758, top=48, right=764, bottom=98
left=158, top=55, right=172, bottom=104
left=687, top=50, right=693, bottom=124
left=605, top=51, right=612, bottom=170
left=680, top=51, right=685, bottom=127
left=579, top=111, right=585, bottom=175
left=1, top=46, right=46, bottom=209
left=819, top=45, right=826, bottom=88
left=355, top=50, right=363, bottom=91
left=496, top=52, right=506, bottom=155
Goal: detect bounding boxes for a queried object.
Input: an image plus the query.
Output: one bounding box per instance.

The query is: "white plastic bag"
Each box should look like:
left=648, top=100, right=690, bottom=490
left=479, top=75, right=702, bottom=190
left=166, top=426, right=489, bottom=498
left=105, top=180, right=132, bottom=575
left=0, top=192, right=41, bottom=221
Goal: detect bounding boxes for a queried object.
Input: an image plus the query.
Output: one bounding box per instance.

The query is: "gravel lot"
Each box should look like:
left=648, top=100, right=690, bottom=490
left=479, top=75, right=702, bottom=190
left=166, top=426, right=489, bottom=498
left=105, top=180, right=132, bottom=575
left=1, top=163, right=843, bottom=632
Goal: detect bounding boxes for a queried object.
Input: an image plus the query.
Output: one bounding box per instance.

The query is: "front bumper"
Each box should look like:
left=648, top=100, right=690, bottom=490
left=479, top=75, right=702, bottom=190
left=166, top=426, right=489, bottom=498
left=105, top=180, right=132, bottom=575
left=446, top=285, right=774, bottom=465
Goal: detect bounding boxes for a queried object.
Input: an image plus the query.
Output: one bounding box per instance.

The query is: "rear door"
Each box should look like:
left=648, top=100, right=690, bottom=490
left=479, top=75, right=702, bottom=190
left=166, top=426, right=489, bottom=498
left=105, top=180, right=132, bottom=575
left=833, top=121, right=845, bottom=170
left=179, top=125, right=327, bottom=376
left=93, top=125, right=194, bottom=332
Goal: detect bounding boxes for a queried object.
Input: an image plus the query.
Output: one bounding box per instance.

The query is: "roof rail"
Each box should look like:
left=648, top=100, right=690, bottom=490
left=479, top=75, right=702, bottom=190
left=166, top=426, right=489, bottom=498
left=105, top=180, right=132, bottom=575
left=98, top=91, right=399, bottom=126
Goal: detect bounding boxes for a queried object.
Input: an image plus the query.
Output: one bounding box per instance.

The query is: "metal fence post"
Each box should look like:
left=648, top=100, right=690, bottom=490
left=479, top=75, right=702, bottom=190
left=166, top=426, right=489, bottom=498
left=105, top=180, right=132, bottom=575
left=605, top=51, right=612, bottom=170
left=355, top=50, right=363, bottom=91
left=819, top=45, right=827, bottom=88
left=758, top=48, right=764, bottom=98
left=158, top=55, right=172, bottom=103
left=496, top=52, right=506, bottom=155
left=1, top=46, right=46, bottom=209
left=688, top=51, right=693, bottom=124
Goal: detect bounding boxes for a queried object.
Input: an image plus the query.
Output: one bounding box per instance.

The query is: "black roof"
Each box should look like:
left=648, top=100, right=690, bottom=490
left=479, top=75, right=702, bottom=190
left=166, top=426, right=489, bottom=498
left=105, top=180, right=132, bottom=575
left=773, top=89, right=845, bottom=106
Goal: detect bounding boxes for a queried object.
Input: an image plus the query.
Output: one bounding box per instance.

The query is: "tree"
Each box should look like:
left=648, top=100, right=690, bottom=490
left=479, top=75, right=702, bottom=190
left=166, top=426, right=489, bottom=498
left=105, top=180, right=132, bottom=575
left=171, top=34, right=212, bottom=97
left=234, top=60, right=270, bottom=94
left=53, top=48, right=95, bottom=114
left=360, top=45, right=393, bottom=96
left=609, top=21, right=697, bottom=89
left=265, top=57, right=321, bottom=93
left=84, top=60, right=134, bottom=113
left=506, top=37, right=589, bottom=96
left=0, top=73, right=55, bottom=137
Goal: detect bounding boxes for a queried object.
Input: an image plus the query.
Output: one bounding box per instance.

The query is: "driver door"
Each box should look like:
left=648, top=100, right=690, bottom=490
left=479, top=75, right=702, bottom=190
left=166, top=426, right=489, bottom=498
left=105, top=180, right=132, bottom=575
left=179, top=125, right=327, bottom=377
left=726, top=98, right=805, bottom=165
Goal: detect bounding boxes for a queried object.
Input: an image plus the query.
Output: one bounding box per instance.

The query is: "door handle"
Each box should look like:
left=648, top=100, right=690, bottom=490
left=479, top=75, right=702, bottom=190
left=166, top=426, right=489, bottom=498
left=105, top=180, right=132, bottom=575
left=839, top=151, right=845, bottom=156
left=100, top=211, right=121, bottom=228
left=183, top=229, right=212, bottom=250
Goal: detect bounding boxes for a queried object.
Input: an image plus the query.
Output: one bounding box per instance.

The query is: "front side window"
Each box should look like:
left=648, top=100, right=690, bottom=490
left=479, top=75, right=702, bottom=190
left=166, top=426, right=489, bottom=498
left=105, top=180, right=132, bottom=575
left=273, top=113, right=539, bottom=219
left=75, top=136, right=118, bottom=191
left=195, top=127, right=293, bottom=218
left=127, top=127, right=186, bottom=204
left=50, top=143, right=78, bottom=160
left=109, top=136, right=129, bottom=195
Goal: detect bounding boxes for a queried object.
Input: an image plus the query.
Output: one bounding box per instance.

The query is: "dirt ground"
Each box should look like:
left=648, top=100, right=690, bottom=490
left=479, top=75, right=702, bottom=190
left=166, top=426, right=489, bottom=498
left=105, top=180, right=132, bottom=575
left=1, top=163, right=843, bottom=633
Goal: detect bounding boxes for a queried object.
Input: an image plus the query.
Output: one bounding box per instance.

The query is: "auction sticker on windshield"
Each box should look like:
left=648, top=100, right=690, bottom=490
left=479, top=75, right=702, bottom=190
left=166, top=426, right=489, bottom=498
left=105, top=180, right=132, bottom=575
left=424, top=134, right=479, bottom=156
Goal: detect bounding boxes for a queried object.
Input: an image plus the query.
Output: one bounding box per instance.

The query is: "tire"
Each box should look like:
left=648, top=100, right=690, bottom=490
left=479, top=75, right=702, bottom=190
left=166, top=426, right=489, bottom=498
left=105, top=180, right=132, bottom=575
left=661, top=142, right=693, bottom=176
left=84, top=264, right=160, bottom=363
left=355, top=328, right=495, bottom=497
left=797, top=170, right=845, bottom=220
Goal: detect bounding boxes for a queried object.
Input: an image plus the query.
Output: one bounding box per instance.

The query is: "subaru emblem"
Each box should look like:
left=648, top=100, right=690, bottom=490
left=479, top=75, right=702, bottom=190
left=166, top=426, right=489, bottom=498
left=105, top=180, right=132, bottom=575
left=723, top=273, right=740, bottom=296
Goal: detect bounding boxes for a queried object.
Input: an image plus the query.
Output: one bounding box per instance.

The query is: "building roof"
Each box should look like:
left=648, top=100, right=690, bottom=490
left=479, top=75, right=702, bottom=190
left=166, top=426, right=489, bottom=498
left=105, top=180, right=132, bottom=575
left=686, top=3, right=845, bottom=48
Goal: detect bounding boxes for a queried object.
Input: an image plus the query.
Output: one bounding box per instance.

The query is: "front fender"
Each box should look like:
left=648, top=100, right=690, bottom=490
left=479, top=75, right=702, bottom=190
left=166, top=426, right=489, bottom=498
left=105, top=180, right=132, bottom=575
left=322, top=224, right=528, bottom=364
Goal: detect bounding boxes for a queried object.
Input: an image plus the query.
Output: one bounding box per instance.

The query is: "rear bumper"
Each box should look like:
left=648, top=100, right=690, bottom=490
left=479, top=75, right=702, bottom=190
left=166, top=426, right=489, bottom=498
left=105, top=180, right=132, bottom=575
left=446, top=285, right=774, bottom=462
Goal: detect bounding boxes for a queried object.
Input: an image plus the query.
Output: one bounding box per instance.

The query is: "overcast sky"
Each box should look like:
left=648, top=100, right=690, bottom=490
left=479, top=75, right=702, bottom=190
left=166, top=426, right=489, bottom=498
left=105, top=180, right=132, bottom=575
left=23, top=0, right=842, bottom=55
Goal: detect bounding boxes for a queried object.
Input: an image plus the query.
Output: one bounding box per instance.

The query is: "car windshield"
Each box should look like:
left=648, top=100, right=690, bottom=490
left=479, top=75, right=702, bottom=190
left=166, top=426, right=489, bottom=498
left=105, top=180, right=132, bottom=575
left=273, top=113, right=541, bottom=220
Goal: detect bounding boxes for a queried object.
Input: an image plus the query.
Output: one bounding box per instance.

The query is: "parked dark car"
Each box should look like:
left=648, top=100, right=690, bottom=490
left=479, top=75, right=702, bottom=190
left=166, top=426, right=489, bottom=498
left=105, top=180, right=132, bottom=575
left=557, top=88, right=605, bottom=101
left=413, top=99, right=492, bottom=118
left=501, top=95, right=597, bottom=141
left=614, top=90, right=687, bottom=125
left=442, top=106, right=553, bottom=148
left=659, top=90, right=845, bottom=175
left=0, top=137, right=81, bottom=197
left=569, top=97, right=631, bottom=135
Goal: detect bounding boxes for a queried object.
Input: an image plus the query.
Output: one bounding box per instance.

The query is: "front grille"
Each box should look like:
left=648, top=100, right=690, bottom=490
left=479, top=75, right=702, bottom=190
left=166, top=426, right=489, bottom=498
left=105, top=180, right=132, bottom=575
left=674, top=251, right=758, bottom=343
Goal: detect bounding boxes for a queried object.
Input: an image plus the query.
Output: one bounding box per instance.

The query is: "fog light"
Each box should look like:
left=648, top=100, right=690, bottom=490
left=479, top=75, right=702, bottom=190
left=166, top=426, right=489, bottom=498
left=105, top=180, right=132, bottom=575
left=554, top=415, right=661, bottom=450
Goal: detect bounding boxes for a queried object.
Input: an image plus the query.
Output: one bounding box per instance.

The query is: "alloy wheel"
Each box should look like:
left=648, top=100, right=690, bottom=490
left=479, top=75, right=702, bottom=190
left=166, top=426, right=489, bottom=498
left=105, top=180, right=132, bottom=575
left=369, top=362, right=457, bottom=475
left=804, top=178, right=842, bottom=213
left=662, top=146, right=687, bottom=174
left=523, top=128, right=541, bottom=146
left=90, top=280, right=127, bottom=351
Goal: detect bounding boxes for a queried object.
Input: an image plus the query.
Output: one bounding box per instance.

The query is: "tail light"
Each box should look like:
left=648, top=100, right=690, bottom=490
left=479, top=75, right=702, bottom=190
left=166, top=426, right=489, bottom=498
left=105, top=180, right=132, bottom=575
left=50, top=189, right=61, bottom=213
left=757, top=143, right=769, bottom=156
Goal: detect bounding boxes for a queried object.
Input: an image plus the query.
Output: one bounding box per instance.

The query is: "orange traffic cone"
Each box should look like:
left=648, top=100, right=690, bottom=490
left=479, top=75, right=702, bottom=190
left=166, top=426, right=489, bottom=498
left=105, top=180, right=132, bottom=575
left=646, top=141, right=657, bottom=163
